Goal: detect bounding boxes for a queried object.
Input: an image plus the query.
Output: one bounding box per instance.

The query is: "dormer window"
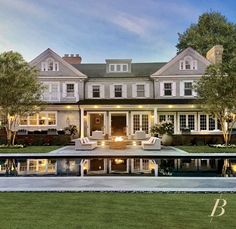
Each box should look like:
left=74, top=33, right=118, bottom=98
left=179, top=56, right=197, bottom=70
left=41, top=58, right=59, bottom=71
left=109, top=64, right=128, bottom=72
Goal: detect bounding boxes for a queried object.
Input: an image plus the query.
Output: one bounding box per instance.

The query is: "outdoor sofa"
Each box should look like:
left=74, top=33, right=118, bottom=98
left=75, top=137, right=97, bottom=150
left=141, top=137, right=161, bottom=150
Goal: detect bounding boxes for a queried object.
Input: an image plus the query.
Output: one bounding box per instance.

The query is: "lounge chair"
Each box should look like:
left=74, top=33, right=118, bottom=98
left=141, top=137, right=161, bottom=150
left=134, top=130, right=146, bottom=140
left=75, top=137, right=97, bottom=150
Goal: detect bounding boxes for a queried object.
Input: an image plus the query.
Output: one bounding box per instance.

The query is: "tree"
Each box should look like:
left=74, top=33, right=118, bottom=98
left=195, top=63, right=236, bottom=145
left=177, top=11, right=236, bottom=63
left=0, top=51, right=44, bottom=145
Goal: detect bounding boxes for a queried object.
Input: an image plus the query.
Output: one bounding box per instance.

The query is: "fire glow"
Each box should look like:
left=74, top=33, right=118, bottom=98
left=114, top=136, right=123, bottom=142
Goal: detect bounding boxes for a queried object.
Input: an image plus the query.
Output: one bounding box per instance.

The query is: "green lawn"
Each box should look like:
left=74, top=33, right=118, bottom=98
left=176, top=145, right=236, bottom=153
left=0, top=193, right=234, bottom=229
left=0, top=146, right=61, bottom=153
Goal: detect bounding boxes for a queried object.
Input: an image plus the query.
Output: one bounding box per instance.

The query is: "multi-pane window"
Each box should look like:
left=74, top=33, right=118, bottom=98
left=116, top=64, right=121, bottom=72
left=66, top=84, right=74, bottom=97
left=159, top=114, right=174, bottom=126
left=179, top=115, right=187, bottom=130
left=92, top=85, right=100, bottom=98
left=188, top=115, right=195, bottom=130
left=43, top=83, right=59, bottom=101
left=185, top=59, right=191, bottom=69
left=209, top=116, right=216, bottom=130
left=132, top=114, right=149, bottom=134
left=109, top=64, right=128, bottom=72
left=143, top=159, right=149, bottom=170
left=133, top=115, right=140, bottom=133
left=20, top=116, right=28, bottom=125
left=114, top=85, right=122, bottom=98
left=110, top=64, right=115, bottom=72
left=20, top=112, right=57, bottom=126
left=184, top=82, right=192, bottom=96
left=164, top=83, right=172, bottom=96
left=142, top=115, right=149, bottom=134
left=123, top=64, right=128, bottom=72
left=179, top=56, right=197, bottom=70
left=200, top=115, right=207, bottom=130
left=159, top=115, right=166, bottom=122
left=200, top=114, right=216, bottom=131
left=29, top=114, right=38, bottom=125
left=39, top=113, right=47, bottom=125
left=137, top=84, right=145, bottom=97
left=179, top=114, right=195, bottom=131
left=41, top=58, right=59, bottom=71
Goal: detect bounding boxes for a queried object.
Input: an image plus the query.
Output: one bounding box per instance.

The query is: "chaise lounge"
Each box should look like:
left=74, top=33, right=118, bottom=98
left=75, top=137, right=97, bottom=150
left=141, top=137, right=161, bottom=150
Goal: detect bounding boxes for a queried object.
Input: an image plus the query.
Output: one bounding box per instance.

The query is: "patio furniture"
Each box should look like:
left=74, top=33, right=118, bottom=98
left=91, top=130, right=104, bottom=140
left=75, top=137, right=97, bottom=150
left=134, top=130, right=146, bottom=140
left=141, top=137, right=161, bottom=150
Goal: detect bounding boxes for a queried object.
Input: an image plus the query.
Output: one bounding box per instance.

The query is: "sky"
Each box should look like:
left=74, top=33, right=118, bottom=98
left=0, top=0, right=236, bottom=63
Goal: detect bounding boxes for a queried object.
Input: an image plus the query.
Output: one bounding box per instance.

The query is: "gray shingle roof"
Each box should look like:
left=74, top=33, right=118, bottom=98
left=72, top=62, right=166, bottom=78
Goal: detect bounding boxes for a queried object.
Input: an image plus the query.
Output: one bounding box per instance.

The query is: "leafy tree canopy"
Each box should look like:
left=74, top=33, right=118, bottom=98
left=177, top=11, right=236, bottom=63
left=195, top=63, right=236, bottom=145
left=0, top=51, right=44, bottom=145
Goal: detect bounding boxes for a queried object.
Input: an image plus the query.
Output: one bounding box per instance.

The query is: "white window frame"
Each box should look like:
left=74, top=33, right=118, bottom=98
left=178, top=112, right=197, bottom=132
left=108, top=64, right=129, bottom=73
left=41, top=58, right=59, bottom=72
left=132, top=83, right=149, bottom=98
left=198, top=113, right=218, bottom=132
left=110, top=84, right=127, bottom=99
left=42, top=82, right=60, bottom=102
left=63, top=82, right=79, bottom=100
left=92, top=85, right=101, bottom=98
left=180, top=80, right=197, bottom=97
left=131, top=112, right=151, bottom=135
left=158, top=112, right=176, bottom=133
left=179, top=56, right=198, bottom=70
left=20, top=112, right=57, bottom=126
left=88, top=84, right=104, bottom=99
left=160, top=81, right=176, bottom=97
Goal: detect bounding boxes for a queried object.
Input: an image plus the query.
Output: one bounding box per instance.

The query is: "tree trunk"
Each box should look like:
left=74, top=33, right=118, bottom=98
left=12, top=131, right=16, bottom=146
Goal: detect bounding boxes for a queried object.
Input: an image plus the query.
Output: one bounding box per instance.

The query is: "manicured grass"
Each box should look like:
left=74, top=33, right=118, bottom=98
left=0, top=192, right=234, bottom=228
left=177, top=145, right=236, bottom=153
left=0, top=146, right=61, bottom=153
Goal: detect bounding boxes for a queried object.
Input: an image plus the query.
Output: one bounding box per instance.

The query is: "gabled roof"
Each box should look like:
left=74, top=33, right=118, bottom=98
left=151, top=47, right=211, bottom=77
left=29, top=48, right=87, bottom=78
left=72, top=62, right=166, bottom=78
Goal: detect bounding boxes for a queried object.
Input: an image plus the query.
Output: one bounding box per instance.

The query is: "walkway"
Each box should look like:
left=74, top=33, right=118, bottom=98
left=0, top=177, right=236, bottom=192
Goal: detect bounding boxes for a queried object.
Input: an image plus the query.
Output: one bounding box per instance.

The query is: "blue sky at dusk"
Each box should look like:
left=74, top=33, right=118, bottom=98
left=0, top=0, right=236, bottom=63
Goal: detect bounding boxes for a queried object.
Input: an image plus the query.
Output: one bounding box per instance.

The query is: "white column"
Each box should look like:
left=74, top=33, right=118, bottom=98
left=131, top=159, right=134, bottom=173
left=27, top=160, right=30, bottom=174
left=17, top=162, right=20, bottom=174
left=109, top=160, right=112, bottom=173
left=140, top=159, right=143, bottom=172
left=154, top=108, right=158, bottom=125
left=36, top=160, right=39, bottom=172
left=80, top=107, right=84, bottom=137
left=45, top=159, right=48, bottom=174
left=154, top=163, right=158, bottom=177
left=80, top=160, right=84, bottom=177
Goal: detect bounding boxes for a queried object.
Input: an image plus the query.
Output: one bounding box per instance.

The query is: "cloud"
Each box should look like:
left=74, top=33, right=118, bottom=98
left=0, top=0, right=49, bottom=19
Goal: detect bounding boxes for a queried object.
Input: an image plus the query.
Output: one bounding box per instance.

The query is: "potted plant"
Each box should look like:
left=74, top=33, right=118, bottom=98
left=150, top=121, right=174, bottom=146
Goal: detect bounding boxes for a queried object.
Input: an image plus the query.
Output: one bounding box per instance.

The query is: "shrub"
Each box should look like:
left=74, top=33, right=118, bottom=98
left=150, top=121, right=174, bottom=136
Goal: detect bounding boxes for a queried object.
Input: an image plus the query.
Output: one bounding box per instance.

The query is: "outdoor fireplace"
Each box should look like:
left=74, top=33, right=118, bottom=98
left=110, top=136, right=126, bottom=149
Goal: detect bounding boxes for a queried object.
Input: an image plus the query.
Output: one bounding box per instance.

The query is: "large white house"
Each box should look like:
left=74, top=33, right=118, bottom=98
left=20, top=45, right=223, bottom=139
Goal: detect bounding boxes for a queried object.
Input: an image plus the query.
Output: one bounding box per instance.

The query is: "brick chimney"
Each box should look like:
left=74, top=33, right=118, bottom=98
left=206, top=45, right=223, bottom=64
left=62, top=54, right=82, bottom=64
